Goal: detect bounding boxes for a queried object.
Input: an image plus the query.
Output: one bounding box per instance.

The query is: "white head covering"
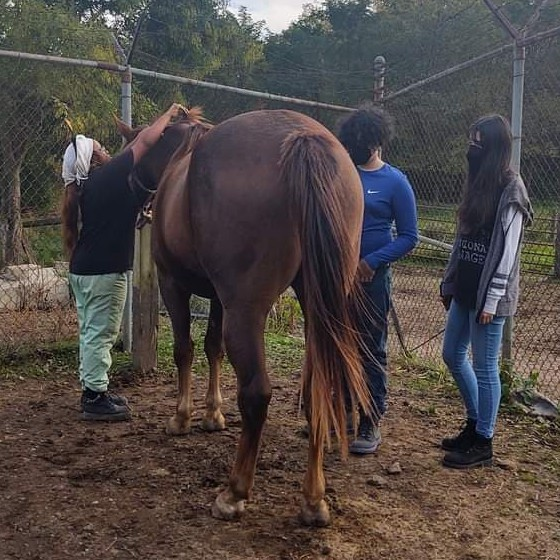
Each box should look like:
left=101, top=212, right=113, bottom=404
left=61, top=134, right=95, bottom=187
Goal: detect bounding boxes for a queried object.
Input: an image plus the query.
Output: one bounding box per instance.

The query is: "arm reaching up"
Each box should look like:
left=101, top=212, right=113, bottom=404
left=129, top=103, right=187, bottom=164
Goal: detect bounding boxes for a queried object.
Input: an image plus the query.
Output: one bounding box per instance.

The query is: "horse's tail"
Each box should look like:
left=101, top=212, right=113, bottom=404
left=279, top=131, right=371, bottom=454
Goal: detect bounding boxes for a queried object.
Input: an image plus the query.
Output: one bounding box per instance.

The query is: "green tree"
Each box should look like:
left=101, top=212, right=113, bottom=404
left=126, top=0, right=265, bottom=121
left=0, top=0, right=120, bottom=267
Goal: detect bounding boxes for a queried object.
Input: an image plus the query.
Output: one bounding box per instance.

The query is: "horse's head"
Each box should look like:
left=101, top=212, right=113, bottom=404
left=117, top=107, right=211, bottom=202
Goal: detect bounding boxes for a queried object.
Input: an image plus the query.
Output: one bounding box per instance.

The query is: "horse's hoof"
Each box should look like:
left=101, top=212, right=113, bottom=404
left=166, top=415, right=191, bottom=436
left=299, top=499, right=330, bottom=527
left=201, top=412, right=226, bottom=432
left=211, top=489, right=245, bottom=521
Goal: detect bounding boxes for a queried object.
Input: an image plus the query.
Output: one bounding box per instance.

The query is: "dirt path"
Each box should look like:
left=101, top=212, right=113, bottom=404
left=1, top=363, right=558, bottom=560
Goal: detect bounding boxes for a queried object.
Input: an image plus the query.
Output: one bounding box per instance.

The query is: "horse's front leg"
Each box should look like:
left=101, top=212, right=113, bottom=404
left=212, top=307, right=271, bottom=520
left=159, top=274, right=194, bottom=435
left=201, top=297, right=226, bottom=431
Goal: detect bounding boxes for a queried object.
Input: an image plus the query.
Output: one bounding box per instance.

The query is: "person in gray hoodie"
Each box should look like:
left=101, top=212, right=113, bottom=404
left=439, top=114, right=532, bottom=469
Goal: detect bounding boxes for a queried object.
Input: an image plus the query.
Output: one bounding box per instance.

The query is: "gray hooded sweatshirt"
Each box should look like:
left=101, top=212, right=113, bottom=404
left=441, top=175, right=533, bottom=318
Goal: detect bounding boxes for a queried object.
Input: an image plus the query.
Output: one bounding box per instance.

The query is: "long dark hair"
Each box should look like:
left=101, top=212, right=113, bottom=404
left=458, top=114, right=514, bottom=234
left=61, top=183, right=80, bottom=258
left=337, top=103, right=395, bottom=166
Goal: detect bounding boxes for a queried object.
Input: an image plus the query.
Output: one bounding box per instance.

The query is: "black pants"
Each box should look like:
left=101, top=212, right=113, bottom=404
left=358, top=265, right=391, bottom=418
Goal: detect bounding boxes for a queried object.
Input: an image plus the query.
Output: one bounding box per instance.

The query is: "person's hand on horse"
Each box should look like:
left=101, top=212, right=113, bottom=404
left=167, top=103, right=189, bottom=120
left=357, top=259, right=376, bottom=283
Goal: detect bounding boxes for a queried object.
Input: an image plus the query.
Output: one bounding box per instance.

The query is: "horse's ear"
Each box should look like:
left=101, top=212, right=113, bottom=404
left=114, top=116, right=135, bottom=142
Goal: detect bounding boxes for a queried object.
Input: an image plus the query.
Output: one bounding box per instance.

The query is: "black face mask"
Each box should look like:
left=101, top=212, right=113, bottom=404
left=466, top=143, right=484, bottom=176
left=348, top=145, right=372, bottom=166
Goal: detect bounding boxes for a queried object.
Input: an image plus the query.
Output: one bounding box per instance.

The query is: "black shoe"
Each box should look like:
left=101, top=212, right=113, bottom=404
left=80, top=389, right=129, bottom=412
left=81, top=390, right=131, bottom=422
left=442, top=434, right=493, bottom=469
left=349, top=415, right=382, bottom=455
left=441, top=418, right=477, bottom=452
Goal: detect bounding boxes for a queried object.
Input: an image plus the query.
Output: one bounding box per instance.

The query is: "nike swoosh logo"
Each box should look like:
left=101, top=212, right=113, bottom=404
left=367, top=190, right=379, bottom=194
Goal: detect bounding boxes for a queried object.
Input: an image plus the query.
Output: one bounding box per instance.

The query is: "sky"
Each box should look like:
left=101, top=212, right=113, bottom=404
left=228, top=1, right=319, bottom=33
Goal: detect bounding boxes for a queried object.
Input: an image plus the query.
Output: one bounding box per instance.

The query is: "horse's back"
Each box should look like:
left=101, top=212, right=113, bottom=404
left=186, top=110, right=362, bottom=303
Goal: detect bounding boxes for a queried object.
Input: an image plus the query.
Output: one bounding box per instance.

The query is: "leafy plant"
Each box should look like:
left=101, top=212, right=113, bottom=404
left=500, top=365, right=540, bottom=405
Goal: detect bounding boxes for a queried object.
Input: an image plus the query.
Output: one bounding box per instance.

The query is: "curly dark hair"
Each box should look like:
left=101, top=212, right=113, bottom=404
left=337, top=103, right=395, bottom=166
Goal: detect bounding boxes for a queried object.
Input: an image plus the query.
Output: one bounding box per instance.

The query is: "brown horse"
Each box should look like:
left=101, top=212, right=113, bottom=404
left=119, top=108, right=370, bottom=526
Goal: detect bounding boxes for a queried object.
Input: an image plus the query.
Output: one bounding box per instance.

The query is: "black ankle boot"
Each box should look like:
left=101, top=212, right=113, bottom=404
left=80, top=388, right=129, bottom=412
left=81, top=390, right=131, bottom=422
left=441, top=418, right=477, bottom=452
left=442, top=433, right=493, bottom=469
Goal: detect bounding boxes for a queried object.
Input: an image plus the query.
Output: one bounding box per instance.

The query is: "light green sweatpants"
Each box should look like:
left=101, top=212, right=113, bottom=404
left=69, top=273, right=127, bottom=393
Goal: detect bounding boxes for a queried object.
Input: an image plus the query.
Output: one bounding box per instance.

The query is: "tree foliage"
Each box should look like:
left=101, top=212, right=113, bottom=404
left=0, top=0, right=120, bottom=266
left=0, top=0, right=558, bottom=267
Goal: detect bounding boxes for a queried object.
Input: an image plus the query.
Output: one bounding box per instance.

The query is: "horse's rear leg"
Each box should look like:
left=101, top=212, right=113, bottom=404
left=159, top=275, right=194, bottom=435
left=201, top=297, right=226, bottom=431
left=212, top=307, right=271, bottom=521
left=293, top=277, right=330, bottom=527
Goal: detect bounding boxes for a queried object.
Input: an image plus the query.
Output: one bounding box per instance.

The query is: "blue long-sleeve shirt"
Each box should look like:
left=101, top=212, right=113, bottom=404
left=358, top=163, right=418, bottom=269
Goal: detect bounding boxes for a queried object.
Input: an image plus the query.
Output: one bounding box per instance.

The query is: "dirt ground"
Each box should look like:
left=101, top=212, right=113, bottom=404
left=1, top=359, right=559, bottom=560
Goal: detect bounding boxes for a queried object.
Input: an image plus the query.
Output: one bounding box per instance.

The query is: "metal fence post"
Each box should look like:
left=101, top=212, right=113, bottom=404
left=373, top=55, right=386, bottom=103
left=374, top=55, right=408, bottom=355
left=121, top=66, right=133, bottom=353
left=502, top=40, right=526, bottom=373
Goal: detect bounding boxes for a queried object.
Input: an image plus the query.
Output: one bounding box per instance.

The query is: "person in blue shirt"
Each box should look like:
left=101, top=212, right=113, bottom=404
left=338, top=104, right=418, bottom=454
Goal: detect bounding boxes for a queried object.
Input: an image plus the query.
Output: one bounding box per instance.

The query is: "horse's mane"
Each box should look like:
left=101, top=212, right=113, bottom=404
left=155, top=107, right=212, bottom=190
left=171, top=106, right=212, bottom=160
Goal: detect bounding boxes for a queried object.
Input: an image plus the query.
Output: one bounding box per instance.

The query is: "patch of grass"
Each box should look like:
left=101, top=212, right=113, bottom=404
left=500, top=366, right=540, bottom=406
left=265, top=331, right=304, bottom=377
left=413, top=203, right=558, bottom=273
left=393, top=351, right=454, bottom=393
left=26, top=225, right=64, bottom=267
left=266, top=292, right=303, bottom=335
left=154, top=315, right=304, bottom=379
left=0, top=339, right=77, bottom=379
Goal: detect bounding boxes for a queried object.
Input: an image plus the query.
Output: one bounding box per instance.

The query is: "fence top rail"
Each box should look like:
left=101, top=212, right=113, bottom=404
left=130, top=67, right=355, bottom=113
left=0, top=48, right=123, bottom=72
left=0, top=49, right=355, bottom=114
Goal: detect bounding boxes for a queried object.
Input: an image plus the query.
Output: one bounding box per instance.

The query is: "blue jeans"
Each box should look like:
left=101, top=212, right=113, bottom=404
left=358, top=266, right=391, bottom=418
left=442, top=300, right=506, bottom=438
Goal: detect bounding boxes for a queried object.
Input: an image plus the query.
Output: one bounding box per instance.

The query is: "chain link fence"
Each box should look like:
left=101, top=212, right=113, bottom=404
left=385, top=36, right=560, bottom=400
left=0, top=54, right=127, bottom=354
left=0, top=15, right=559, bottom=401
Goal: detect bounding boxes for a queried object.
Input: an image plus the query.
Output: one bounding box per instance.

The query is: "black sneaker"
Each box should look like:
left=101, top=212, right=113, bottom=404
left=442, top=434, right=493, bottom=469
left=349, top=415, right=381, bottom=455
left=441, top=418, right=477, bottom=452
left=81, top=391, right=131, bottom=422
left=80, top=390, right=129, bottom=412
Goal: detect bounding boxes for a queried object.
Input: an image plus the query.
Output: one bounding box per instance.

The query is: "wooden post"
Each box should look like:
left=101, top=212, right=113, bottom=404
left=132, top=223, right=158, bottom=372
